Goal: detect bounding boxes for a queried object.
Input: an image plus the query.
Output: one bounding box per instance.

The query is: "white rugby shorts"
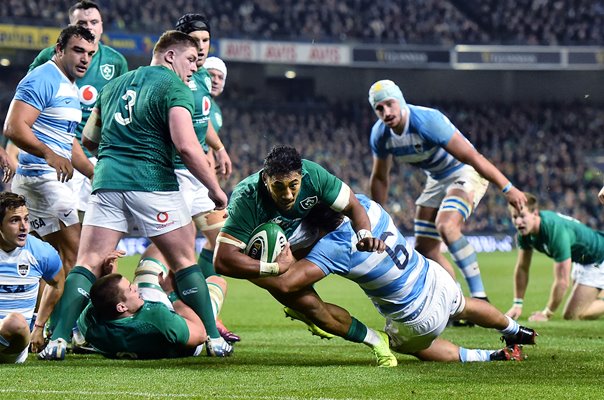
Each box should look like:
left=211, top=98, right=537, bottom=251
left=175, top=169, right=216, bottom=217
left=385, top=260, right=465, bottom=353
left=571, top=261, right=604, bottom=290
left=83, top=191, right=192, bottom=237
left=12, top=173, right=79, bottom=236
left=67, top=157, right=97, bottom=212
left=416, top=165, right=488, bottom=213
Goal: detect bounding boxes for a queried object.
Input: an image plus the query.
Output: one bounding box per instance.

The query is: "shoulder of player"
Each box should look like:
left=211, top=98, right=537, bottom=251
left=97, top=42, right=128, bottom=62
left=23, top=234, right=58, bottom=256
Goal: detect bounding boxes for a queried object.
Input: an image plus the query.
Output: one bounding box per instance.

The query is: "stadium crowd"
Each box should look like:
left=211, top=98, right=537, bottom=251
left=1, top=0, right=602, bottom=45
left=0, top=75, right=601, bottom=235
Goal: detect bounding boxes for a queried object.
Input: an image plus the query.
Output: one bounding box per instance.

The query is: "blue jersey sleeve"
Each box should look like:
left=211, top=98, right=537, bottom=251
left=413, top=107, right=457, bottom=147
left=27, top=236, right=63, bottom=281
left=305, top=228, right=353, bottom=276
left=14, top=66, right=54, bottom=112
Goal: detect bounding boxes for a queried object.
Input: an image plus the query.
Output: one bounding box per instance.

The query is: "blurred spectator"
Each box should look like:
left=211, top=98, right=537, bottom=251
left=1, top=0, right=602, bottom=45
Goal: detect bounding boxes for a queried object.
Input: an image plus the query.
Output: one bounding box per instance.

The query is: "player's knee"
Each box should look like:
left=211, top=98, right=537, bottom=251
left=1, top=313, right=29, bottom=337
left=435, top=219, right=461, bottom=239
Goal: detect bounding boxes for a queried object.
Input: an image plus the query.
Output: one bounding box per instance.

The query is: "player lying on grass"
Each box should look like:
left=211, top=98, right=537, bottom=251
left=267, top=195, right=537, bottom=363
left=0, top=192, right=64, bottom=363
left=214, top=145, right=397, bottom=366
left=506, top=192, right=604, bottom=321
left=77, top=253, right=207, bottom=359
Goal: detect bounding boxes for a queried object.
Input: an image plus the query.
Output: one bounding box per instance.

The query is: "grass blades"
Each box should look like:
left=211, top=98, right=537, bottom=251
left=1, top=251, right=603, bottom=400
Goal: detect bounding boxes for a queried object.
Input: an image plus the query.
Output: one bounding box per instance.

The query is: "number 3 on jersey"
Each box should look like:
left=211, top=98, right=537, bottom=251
left=114, top=89, right=137, bottom=126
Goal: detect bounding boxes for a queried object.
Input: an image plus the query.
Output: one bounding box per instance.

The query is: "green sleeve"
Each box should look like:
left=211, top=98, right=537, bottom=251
left=222, top=185, right=260, bottom=244
left=517, top=234, right=531, bottom=250
left=149, top=303, right=190, bottom=346
left=547, top=224, right=572, bottom=262
left=303, top=160, right=344, bottom=207
left=166, top=81, right=195, bottom=117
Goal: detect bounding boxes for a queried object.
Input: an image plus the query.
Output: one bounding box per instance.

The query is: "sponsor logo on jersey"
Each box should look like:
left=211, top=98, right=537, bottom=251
left=188, top=80, right=198, bottom=91
left=78, top=288, right=90, bottom=299
left=204, top=76, right=212, bottom=91
left=202, top=96, right=211, bottom=116
left=156, top=212, right=169, bottom=223
left=182, top=288, right=198, bottom=296
left=79, top=85, right=98, bottom=106
left=214, top=113, right=222, bottom=129
left=100, top=64, right=115, bottom=80
left=30, top=218, right=46, bottom=230
left=300, top=196, right=318, bottom=210
left=17, top=264, right=30, bottom=277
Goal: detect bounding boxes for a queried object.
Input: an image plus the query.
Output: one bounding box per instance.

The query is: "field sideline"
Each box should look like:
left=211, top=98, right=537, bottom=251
left=1, top=251, right=604, bottom=400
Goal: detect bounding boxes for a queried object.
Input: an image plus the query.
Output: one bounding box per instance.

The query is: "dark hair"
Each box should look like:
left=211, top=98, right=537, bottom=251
left=56, top=24, right=96, bottom=50
left=175, top=13, right=211, bottom=36
left=263, top=145, right=302, bottom=178
left=90, top=273, right=126, bottom=320
left=68, top=0, right=101, bottom=18
left=305, top=202, right=344, bottom=233
left=153, top=30, right=200, bottom=55
left=0, top=192, right=26, bottom=222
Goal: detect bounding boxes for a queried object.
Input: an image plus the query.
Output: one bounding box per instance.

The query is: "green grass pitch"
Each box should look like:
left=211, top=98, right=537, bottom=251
left=2, top=251, right=604, bottom=400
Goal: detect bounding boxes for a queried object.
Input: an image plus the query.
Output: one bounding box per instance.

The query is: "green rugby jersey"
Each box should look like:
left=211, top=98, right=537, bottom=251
left=210, top=98, right=223, bottom=133
left=92, top=65, right=194, bottom=192
left=222, top=159, right=348, bottom=244
left=174, top=67, right=213, bottom=169
left=517, top=210, right=604, bottom=264
left=30, top=43, right=128, bottom=157
left=78, top=301, right=192, bottom=359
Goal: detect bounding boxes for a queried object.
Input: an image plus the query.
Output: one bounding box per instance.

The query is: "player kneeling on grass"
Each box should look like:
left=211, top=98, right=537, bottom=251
left=506, top=192, right=604, bottom=322
left=265, top=195, right=537, bottom=363
left=77, top=265, right=206, bottom=359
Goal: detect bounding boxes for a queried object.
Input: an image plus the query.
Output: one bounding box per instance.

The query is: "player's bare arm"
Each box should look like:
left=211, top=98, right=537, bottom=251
left=341, top=190, right=385, bottom=253
left=369, top=155, right=391, bottom=206
left=506, top=248, right=533, bottom=320
left=82, top=107, right=102, bottom=155
left=158, top=271, right=207, bottom=347
left=214, top=232, right=291, bottom=278
left=445, top=131, right=526, bottom=211
left=529, top=259, right=571, bottom=322
left=205, top=120, right=232, bottom=178
left=31, top=268, right=65, bottom=352
left=4, top=100, right=73, bottom=182
left=71, top=139, right=94, bottom=179
left=169, top=106, right=227, bottom=209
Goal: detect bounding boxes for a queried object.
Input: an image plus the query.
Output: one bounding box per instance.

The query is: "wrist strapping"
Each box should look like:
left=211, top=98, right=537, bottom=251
left=259, top=261, right=280, bottom=277
left=502, top=182, right=513, bottom=194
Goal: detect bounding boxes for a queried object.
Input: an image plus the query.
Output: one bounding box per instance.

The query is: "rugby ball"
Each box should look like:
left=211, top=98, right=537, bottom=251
left=245, top=222, right=287, bottom=262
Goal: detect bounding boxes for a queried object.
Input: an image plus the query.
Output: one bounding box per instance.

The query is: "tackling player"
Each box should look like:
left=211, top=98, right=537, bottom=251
left=265, top=195, right=537, bottom=363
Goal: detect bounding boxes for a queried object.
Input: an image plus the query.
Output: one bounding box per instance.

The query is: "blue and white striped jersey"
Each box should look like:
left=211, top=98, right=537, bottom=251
left=13, top=61, right=81, bottom=176
left=370, top=105, right=472, bottom=180
left=306, top=195, right=430, bottom=321
left=0, top=235, right=62, bottom=324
